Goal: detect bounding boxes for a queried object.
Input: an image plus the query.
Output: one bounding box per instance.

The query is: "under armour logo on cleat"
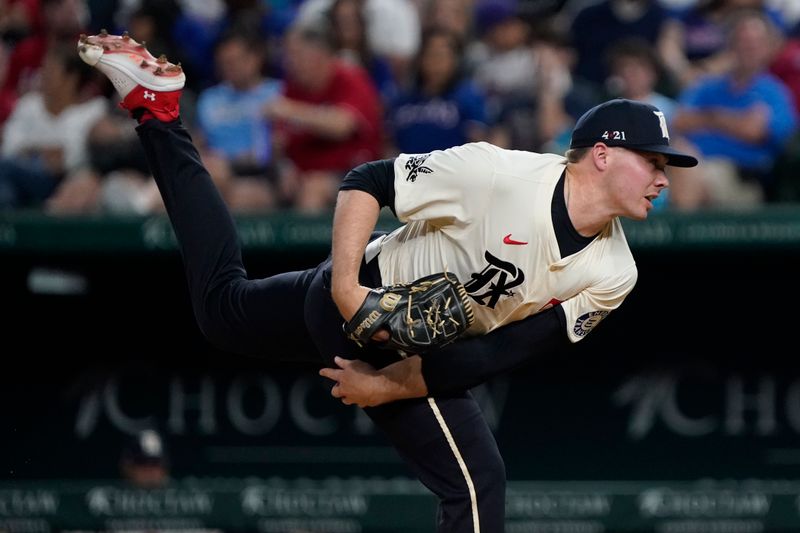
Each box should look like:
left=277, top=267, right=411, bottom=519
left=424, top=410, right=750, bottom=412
left=143, top=91, right=156, bottom=101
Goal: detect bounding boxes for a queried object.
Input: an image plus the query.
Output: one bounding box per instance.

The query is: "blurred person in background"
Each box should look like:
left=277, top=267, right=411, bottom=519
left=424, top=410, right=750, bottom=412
left=419, top=0, right=473, bottom=46
left=605, top=37, right=679, bottom=122
left=0, top=0, right=42, bottom=44
left=569, top=0, right=673, bottom=97
left=195, top=27, right=282, bottom=212
left=264, top=18, right=382, bottom=212
left=660, top=0, right=791, bottom=90
left=0, top=41, right=105, bottom=208
left=765, top=13, right=800, bottom=202
left=769, top=20, right=800, bottom=114
left=487, top=27, right=602, bottom=155
left=45, top=102, right=163, bottom=215
left=466, top=0, right=537, bottom=124
left=118, top=428, right=225, bottom=533
left=120, top=428, right=170, bottom=489
left=172, top=0, right=279, bottom=94
left=0, top=0, right=40, bottom=98
left=295, top=0, right=420, bottom=87
left=605, top=37, right=688, bottom=209
left=0, top=0, right=88, bottom=125
left=83, top=0, right=182, bottom=47
left=670, top=8, right=797, bottom=208
left=327, top=0, right=397, bottom=104
left=385, top=27, right=490, bottom=155
left=533, top=32, right=605, bottom=150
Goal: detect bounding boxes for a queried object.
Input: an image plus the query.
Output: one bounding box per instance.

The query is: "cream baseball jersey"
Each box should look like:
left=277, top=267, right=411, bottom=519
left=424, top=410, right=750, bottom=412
left=365, top=141, right=638, bottom=343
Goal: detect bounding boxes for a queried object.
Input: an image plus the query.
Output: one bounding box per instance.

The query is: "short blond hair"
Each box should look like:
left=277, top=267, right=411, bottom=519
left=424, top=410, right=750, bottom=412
left=565, top=147, right=591, bottom=163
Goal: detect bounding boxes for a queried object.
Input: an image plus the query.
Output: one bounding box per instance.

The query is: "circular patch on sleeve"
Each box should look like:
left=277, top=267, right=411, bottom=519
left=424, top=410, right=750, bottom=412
left=573, top=310, right=610, bottom=337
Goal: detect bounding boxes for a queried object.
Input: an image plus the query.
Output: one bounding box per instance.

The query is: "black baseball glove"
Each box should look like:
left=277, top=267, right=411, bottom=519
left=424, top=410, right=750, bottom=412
left=344, top=272, right=475, bottom=354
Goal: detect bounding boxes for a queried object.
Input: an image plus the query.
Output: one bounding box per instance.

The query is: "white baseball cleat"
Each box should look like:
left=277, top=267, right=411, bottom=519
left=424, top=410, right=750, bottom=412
left=78, top=30, right=185, bottom=122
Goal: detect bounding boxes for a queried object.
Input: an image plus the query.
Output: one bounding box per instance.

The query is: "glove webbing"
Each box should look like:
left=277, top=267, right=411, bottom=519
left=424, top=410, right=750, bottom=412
left=405, top=280, right=464, bottom=341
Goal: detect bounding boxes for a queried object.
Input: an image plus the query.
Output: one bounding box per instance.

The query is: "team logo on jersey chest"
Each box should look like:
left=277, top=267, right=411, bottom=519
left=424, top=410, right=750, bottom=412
left=464, top=251, right=524, bottom=308
left=573, top=310, right=609, bottom=337
left=404, top=154, right=433, bottom=182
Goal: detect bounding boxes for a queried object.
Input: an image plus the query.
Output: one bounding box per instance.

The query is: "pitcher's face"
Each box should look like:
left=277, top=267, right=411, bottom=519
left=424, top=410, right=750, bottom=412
left=607, top=147, right=669, bottom=219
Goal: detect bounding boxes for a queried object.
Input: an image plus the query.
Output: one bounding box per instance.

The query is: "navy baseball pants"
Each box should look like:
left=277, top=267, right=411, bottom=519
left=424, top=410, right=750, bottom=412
left=137, top=119, right=506, bottom=533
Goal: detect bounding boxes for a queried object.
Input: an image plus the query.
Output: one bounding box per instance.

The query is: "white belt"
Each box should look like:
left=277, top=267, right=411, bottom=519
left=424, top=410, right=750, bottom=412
left=364, top=233, right=385, bottom=264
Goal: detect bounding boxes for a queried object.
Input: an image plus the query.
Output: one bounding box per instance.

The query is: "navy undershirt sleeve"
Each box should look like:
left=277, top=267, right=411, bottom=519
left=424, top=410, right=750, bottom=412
left=421, top=305, right=569, bottom=396
left=340, top=159, right=396, bottom=216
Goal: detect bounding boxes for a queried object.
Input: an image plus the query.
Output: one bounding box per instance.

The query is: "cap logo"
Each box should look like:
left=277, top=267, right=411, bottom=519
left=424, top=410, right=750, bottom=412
left=654, top=111, right=669, bottom=140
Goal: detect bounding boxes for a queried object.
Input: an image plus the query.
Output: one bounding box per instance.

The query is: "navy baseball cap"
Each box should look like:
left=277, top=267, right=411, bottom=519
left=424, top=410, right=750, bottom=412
left=570, top=99, right=698, bottom=167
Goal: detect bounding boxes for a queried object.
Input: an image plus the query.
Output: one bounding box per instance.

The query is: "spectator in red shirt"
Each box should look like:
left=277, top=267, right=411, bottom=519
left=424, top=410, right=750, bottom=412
left=0, top=0, right=43, bottom=43
left=264, top=19, right=383, bottom=212
left=770, top=31, right=800, bottom=114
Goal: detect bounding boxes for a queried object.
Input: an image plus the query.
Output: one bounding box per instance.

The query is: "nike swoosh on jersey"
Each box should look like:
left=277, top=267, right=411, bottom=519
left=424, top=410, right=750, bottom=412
left=503, top=234, right=528, bottom=245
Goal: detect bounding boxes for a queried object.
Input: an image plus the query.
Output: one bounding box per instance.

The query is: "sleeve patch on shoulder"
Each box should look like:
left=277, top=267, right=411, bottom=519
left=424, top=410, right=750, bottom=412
left=573, top=310, right=609, bottom=337
left=404, top=154, right=433, bottom=182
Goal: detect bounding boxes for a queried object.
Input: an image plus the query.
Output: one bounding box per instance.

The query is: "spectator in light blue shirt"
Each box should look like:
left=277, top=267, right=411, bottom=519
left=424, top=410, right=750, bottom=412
left=195, top=28, right=283, bottom=211
left=670, top=8, right=798, bottom=208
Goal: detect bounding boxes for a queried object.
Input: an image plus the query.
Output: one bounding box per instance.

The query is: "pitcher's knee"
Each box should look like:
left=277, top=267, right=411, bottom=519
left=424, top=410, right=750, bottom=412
left=478, top=444, right=506, bottom=484
left=470, top=447, right=506, bottom=507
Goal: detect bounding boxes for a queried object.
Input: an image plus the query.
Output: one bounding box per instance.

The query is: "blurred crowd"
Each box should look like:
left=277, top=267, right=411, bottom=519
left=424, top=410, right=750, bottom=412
left=0, top=0, right=799, bottom=214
